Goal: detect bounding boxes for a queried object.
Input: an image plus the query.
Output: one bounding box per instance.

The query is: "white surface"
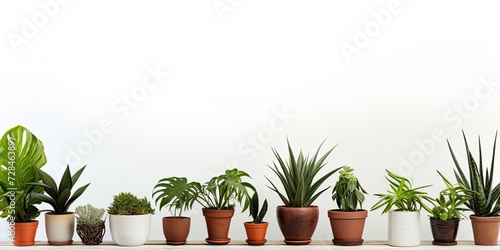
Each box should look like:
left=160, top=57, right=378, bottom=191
left=1, top=0, right=500, bottom=243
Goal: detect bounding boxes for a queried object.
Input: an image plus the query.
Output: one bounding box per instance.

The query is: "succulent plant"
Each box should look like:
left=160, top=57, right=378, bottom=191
left=75, top=204, right=105, bottom=225
left=107, top=192, right=154, bottom=215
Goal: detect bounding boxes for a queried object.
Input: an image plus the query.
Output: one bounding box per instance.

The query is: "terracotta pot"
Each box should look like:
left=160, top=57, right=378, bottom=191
left=328, top=209, right=367, bottom=246
left=45, top=212, right=75, bottom=245
left=388, top=210, right=421, bottom=247
left=430, top=218, right=459, bottom=246
left=12, top=220, right=39, bottom=246
left=162, top=217, right=190, bottom=245
left=202, top=208, right=234, bottom=245
left=244, top=222, right=268, bottom=245
left=276, top=205, right=319, bottom=245
left=470, top=215, right=500, bottom=245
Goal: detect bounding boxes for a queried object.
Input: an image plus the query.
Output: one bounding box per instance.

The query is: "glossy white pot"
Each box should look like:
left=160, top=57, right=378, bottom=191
left=45, top=212, right=75, bottom=245
left=388, top=210, right=420, bottom=247
left=109, top=214, right=151, bottom=246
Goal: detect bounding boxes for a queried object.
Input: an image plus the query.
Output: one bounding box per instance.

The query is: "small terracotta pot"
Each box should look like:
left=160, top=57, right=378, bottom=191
left=202, top=208, right=234, bottom=245
left=430, top=218, right=459, bottom=246
left=12, top=220, right=39, bottom=246
left=162, top=217, right=190, bottom=245
left=276, top=205, right=319, bottom=245
left=470, top=215, right=500, bottom=245
left=328, top=209, right=367, bottom=246
left=244, top=222, right=268, bottom=245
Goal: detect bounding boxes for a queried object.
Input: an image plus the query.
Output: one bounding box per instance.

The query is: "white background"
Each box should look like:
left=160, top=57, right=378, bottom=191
left=1, top=0, right=500, bottom=243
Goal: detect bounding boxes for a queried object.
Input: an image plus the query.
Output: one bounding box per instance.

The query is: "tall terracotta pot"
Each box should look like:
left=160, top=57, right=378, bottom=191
left=162, top=217, right=190, bottom=245
left=470, top=215, right=500, bottom=245
left=202, top=208, right=234, bottom=245
left=276, top=205, right=319, bottom=245
left=328, top=209, right=367, bottom=246
left=430, top=218, right=459, bottom=246
left=244, top=222, right=268, bottom=245
left=12, top=220, right=39, bottom=246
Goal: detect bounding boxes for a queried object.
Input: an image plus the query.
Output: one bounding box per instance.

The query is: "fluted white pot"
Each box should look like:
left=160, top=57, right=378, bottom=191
left=388, top=210, right=420, bottom=247
left=109, top=214, right=151, bottom=246
left=45, top=212, right=75, bottom=245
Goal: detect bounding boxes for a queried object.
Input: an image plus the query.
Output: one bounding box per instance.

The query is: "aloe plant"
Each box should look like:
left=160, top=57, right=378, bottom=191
left=196, top=168, right=255, bottom=211
left=371, top=169, right=433, bottom=213
left=331, top=166, right=367, bottom=211
left=249, top=192, right=268, bottom=223
left=266, top=140, right=341, bottom=207
left=447, top=131, right=500, bottom=216
left=29, top=165, right=90, bottom=214
left=152, top=176, right=201, bottom=217
left=0, top=125, right=47, bottom=222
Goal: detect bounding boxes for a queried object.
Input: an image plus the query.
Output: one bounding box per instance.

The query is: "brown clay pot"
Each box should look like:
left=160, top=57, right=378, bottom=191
left=202, top=208, right=234, bottom=245
left=12, top=220, right=39, bottom=246
left=162, top=217, right=190, bottom=245
left=430, top=218, right=459, bottom=246
left=276, top=205, right=319, bottom=245
left=470, top=215, right=500, bottom=245
left=328, top=209, right=367, bottom=246
left=244, top=222, right=268, bottom=245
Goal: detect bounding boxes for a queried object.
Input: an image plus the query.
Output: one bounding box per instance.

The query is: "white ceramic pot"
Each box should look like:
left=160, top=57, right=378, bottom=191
left=388, top=210, right=420, bottom=247
left=109, top=214, right=151, bottom=246
left=45, top=212, right=75, bottom=245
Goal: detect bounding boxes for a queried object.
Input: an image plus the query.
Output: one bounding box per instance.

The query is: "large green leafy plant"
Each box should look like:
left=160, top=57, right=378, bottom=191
left=331, top=166, right=367, bottom=211
left=197, top=168, right=255, bottom=211
left=427, top=170, right=474, bottom=221
left=266, top=140, right=341, bottom=207
left=448, top=131, right=500, bottom=216
left=29, top=165, right=90, bottom=214
left=371, top=169, right=433, bottom=213
left=152, top=176, right=200, bottom=217
left=0, top=125, right=47, bottom=222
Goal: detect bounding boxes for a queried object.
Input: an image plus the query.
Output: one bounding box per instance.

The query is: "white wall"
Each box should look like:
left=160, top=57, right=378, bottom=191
left=1, top=0, right=500, bottom=243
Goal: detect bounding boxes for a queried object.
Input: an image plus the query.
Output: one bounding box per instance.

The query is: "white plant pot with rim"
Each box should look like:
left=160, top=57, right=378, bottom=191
left=388, top=210, right=420, bottom=247
left=45, top=212, right=75, bottom=245
left=109, top=214, right=151, bottom=246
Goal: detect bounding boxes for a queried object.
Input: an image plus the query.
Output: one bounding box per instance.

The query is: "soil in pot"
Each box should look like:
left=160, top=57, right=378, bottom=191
left=163, top=217, right=190, bottom=245
left=202, top=208, right=234, bottom=245
left=328, top=209, right=367, bottom=246
left=470, top=215, right=500, bottom=245
left=276, top=206, right=319, bottom=245
left=430, top=218, right=459, bottom=246
left=244, top=222, right=268, bottom=245
left=12, top=220, right=39, bottom=246
left=76, top=221, right=105, bottom=245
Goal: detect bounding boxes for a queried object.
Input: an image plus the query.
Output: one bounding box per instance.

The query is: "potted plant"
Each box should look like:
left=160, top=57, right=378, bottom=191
left=427, top=170, right=474, bottom=246
left=266, top=140, right=341, bottom=245
left=152, top=176, right=200, bottom=245
left=28, top=164, right=90, bottom=245
left=107, top=192, right=155, bottom=246
left=75, top=204, right=106, bottom=245
left=0, top=125, right=47, bottom=246
left=371, top=169, right=433, bottom=247
left=196, top=168, right=255, bottom=245
left=243, top=192, right=268, bottom=245
left=328, top=166, right=368, bottom=246
left=447, top=131, right=500, bottom=245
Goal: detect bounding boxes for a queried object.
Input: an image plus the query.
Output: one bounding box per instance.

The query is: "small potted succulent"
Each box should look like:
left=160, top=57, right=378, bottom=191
left=328, top=166, right=368, bottom=246
left=243, top=192, right=268, bottom=245
left=107, top=192, right=155, bottom=246
left=266, top=139, right=341, bottom=245
left=196, top=168, right=255, bottom=245
left=152, top=176, right=200, bottom=245
left=371, top=169, right=433, bottom=247
left=75, top=204, right=106, bottom=245
left=426, top=171, right=474, bottom=246
left=29, top=164, right=90, bottom=245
